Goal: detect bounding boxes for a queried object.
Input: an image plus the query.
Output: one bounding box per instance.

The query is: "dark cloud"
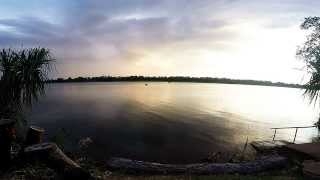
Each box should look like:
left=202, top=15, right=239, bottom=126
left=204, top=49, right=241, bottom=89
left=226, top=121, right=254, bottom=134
left=0, top=17, right=59, bottom=37
left=0, top=1, right=233, bottom=62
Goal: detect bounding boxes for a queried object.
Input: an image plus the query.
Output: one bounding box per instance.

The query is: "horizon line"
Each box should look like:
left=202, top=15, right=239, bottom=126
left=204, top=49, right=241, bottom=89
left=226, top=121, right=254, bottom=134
left=50, top=75, right=304, bottom=86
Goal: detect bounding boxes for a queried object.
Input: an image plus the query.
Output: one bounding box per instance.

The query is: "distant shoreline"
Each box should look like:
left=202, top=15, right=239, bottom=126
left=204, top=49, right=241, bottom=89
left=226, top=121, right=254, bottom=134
left=47, top=76, right=304, bottom=88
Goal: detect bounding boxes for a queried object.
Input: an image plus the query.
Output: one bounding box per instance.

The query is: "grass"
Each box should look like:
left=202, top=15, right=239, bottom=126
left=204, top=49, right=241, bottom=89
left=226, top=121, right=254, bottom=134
left=0, top=137, right=306, bottom=179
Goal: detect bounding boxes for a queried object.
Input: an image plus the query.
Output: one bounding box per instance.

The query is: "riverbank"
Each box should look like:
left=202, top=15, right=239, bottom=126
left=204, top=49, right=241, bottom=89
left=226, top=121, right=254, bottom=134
left=1, top=170, right=304, bottom=180
left=0, top=165, right=303, bottom=179
left=2, top=123, right=314, bottom=179
left=0, top=156, right=303, bottom=180
left=0, top=141, right=304, bottom=180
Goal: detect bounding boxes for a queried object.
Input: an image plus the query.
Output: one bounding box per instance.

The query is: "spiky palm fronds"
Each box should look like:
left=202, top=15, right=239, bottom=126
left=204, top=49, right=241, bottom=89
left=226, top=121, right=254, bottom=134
left=16, top=48, right=53, bottom=105
left=0, top=48, right=54, bottom=117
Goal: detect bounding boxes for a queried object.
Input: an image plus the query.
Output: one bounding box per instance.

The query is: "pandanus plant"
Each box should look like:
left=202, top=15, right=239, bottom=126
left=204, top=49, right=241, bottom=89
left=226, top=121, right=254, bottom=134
left=0, top=48, right=53, bottom=117
left=0, top=48, right=53, bottom=167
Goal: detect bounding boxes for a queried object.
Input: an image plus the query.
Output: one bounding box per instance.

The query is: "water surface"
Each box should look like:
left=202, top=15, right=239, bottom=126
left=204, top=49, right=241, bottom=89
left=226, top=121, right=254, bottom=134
left=27, top=82, right=319, bottom=163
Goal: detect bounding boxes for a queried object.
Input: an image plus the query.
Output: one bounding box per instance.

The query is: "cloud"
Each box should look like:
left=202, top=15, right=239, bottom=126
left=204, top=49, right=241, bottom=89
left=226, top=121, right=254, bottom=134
left=0, top=1, right=233, bottom=59
left=0, top=0, right=317, bottom=81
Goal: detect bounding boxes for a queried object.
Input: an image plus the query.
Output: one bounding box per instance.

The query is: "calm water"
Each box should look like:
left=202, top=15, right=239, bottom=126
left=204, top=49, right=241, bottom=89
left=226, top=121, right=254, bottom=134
left=27, top=82, right=319, bottom=163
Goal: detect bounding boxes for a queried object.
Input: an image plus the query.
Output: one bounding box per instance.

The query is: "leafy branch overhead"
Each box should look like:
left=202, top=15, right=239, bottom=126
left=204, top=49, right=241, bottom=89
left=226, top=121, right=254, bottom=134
left=297, top=17, right=320, bottom=104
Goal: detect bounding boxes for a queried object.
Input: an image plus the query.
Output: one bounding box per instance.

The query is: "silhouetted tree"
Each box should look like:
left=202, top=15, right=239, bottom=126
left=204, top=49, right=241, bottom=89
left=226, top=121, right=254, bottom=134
left=0, top=48, right=53, bottom=167
left=297, top=17, right=320, bottom=128
left=0, top=48, right=54, bottom=119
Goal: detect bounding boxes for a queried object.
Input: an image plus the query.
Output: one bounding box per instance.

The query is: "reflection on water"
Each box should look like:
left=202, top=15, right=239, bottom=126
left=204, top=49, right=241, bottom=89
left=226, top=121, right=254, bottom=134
left=27, top=82, right=319, bottom=163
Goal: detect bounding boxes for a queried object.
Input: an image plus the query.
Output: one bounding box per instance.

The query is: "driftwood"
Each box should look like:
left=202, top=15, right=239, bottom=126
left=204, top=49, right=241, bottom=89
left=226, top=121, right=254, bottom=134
left=106, top=156, right=289, bottom=175
left=24, top=143, right=90, bottom=179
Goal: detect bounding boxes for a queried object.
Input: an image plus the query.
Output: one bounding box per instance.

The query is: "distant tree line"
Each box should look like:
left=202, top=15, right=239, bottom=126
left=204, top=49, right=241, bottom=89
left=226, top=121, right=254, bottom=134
left=48, top=76, right=303, bottom=88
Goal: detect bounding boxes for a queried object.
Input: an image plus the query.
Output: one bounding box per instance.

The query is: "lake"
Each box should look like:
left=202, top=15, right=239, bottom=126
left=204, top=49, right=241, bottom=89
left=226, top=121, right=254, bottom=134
left=26, top=82, right=319, bottom=163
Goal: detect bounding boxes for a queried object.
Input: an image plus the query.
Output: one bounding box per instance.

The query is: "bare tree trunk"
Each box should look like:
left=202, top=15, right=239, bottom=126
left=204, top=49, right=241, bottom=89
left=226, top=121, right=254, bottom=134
left=24, top=143, right=90, bottom=179
left=0, top=119, right=15, bottom=170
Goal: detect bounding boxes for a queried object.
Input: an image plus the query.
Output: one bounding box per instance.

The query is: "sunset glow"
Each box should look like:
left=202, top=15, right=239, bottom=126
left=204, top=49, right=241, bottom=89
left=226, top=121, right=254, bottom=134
left=0, top=0, right=318, bottom=83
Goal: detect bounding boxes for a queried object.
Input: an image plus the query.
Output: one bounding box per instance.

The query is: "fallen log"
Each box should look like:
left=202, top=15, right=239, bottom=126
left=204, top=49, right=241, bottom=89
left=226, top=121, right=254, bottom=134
left=106, top=156, right=289, bottom=175
left=24, top=143, right=90, bottom=179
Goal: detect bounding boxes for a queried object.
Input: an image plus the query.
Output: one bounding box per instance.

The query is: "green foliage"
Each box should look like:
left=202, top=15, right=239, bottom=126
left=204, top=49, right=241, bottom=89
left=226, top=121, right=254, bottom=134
left=0, top=47, right=54, bottom=119
left=297, top=17, right=320, bottom=104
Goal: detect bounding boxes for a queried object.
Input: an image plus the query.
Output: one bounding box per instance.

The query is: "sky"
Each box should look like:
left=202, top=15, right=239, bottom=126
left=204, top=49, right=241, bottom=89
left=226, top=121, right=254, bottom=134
left=0, top=0, right=319, bottom=83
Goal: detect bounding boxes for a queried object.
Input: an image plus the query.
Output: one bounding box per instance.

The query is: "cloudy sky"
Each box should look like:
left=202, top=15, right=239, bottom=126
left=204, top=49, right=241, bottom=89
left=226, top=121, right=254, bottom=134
left=0, top=0, right=319, bottom=83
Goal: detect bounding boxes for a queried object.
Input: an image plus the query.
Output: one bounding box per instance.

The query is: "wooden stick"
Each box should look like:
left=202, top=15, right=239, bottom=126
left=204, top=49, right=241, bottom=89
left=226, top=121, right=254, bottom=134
left=293, top=128, right=298, bottom=143
left=273, top=129, right=277, bottom=141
